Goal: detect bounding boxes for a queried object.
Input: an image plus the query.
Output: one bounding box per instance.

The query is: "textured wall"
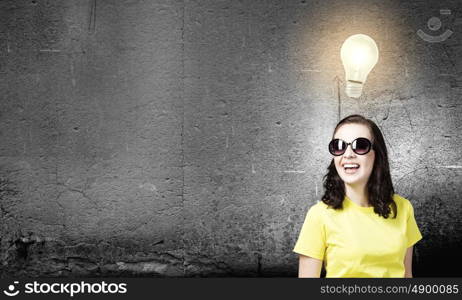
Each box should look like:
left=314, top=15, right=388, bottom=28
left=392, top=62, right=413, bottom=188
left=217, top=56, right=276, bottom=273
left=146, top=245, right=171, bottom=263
left=0, top=0, right=461, bottom=277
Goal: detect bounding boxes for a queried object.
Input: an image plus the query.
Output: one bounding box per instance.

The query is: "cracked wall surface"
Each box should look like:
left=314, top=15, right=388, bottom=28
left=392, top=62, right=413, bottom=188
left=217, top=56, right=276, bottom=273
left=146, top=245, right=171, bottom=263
left=1, top=0, right=461, bottom=277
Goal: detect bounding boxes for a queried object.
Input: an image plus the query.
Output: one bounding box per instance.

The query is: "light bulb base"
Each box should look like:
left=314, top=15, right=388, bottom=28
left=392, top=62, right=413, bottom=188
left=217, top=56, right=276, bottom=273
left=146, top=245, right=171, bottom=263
left=345, top=81, right=363, bottom=98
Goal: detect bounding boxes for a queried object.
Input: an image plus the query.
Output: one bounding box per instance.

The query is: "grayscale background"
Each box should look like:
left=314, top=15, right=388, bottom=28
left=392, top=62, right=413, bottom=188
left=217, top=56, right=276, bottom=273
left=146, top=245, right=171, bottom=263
left=0, top=0, right=461, bottom=277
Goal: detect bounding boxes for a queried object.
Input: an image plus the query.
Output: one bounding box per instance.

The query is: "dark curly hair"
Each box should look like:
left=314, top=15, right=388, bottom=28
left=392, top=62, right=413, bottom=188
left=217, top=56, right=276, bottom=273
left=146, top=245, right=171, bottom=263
left=321, top=114, right=397, bottom=219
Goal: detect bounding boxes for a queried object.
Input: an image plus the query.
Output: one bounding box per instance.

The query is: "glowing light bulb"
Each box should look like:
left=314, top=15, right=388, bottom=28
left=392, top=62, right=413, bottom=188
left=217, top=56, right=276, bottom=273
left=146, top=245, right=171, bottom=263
left=340, top=34, right=379, bottom=98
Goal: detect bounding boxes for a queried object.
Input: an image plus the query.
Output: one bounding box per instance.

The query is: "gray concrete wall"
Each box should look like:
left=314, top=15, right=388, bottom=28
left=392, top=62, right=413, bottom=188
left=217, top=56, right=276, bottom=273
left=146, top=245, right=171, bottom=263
left=0, top=0, right=461, bottom=277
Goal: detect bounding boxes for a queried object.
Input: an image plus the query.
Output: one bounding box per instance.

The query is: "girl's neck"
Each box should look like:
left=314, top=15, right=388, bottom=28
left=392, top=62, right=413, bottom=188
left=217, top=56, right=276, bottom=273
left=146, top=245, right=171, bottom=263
left=345, top=183, right=370, bottom=207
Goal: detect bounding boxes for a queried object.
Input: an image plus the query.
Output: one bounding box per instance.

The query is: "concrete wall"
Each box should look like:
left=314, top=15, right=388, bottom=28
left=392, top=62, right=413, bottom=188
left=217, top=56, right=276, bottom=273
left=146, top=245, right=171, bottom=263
left=0, top=0, right=461, bottom=277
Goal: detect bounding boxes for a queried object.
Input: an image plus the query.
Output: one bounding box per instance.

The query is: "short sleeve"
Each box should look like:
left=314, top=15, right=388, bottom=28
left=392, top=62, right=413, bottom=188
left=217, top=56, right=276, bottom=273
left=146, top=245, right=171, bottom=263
left=405, top=201, right=423, bottom=248
left=293, top=204, right=326, bottom=260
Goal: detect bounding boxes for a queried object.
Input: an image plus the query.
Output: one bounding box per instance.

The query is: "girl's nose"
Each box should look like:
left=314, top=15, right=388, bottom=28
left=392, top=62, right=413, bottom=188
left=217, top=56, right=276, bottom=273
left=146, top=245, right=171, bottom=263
left=343, top=144, right=356, bottom=157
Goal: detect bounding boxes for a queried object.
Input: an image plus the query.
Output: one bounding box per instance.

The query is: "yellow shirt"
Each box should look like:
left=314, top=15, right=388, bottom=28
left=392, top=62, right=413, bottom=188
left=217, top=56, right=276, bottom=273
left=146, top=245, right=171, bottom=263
left=293, top=194, right=423, bottom=278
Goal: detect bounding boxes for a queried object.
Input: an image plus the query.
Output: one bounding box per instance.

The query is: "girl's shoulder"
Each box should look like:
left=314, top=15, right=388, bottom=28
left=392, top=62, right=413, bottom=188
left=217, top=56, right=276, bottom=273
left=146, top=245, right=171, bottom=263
left=312, top=199, right=330, bottom=210
left=392, top=193, right=416, bottom=213
left=306, top=200, right=330, bottom=217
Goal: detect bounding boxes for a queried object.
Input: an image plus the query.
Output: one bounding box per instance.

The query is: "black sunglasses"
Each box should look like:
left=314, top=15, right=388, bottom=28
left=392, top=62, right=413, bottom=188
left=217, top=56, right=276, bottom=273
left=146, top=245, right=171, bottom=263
left=328, top=137, right=373, bottom=156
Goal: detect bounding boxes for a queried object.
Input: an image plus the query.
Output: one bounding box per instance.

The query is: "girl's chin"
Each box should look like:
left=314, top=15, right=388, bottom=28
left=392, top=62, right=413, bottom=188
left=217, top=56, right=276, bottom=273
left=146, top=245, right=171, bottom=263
left=341, top=177, right=369, bottom=186
left=339, top=174, right=365, bottom=184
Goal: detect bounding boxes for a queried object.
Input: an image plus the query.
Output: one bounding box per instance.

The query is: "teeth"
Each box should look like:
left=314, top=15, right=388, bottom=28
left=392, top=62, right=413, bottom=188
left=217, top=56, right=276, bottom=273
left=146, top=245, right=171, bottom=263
left=344, top=164, right=359, bottom=168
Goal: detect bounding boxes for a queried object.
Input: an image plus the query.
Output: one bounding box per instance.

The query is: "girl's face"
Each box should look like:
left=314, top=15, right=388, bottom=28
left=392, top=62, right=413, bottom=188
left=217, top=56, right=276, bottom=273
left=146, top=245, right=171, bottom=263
left=333, top=123, right=375, bottom=187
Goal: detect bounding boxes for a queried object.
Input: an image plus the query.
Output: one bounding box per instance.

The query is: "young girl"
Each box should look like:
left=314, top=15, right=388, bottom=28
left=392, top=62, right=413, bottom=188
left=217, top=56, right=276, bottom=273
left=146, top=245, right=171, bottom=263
left=293, top=114, right=422, bottom=277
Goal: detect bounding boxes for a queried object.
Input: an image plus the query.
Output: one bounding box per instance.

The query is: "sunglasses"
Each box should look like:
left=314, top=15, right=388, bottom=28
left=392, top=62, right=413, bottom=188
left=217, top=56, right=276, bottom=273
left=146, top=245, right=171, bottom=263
left=328, top=137, right=373, bottom=156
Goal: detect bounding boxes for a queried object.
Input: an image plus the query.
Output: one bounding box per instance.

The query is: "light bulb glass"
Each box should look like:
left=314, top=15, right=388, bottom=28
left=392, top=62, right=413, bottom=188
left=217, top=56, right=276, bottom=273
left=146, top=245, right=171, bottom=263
left=340, top=34, right=379, bottom=98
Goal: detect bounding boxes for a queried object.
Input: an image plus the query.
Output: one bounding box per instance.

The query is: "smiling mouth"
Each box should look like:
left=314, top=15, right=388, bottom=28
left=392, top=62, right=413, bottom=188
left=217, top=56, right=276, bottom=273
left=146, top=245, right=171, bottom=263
left=343, top=163, right=360, bottom=174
